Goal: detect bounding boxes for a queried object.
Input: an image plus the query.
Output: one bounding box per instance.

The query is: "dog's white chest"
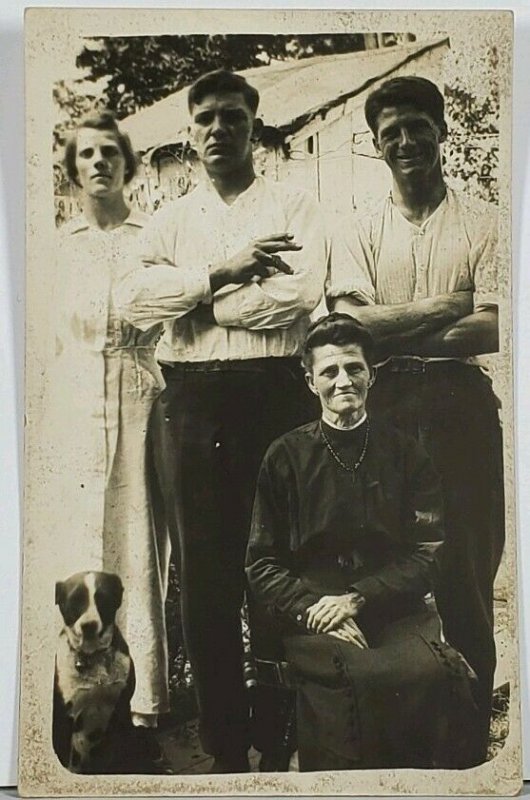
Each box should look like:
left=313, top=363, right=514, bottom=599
left=56, top=630, right=131, bottom=706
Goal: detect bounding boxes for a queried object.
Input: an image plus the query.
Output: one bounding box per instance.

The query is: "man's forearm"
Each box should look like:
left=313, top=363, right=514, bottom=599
left=383, top=308, right=499, bottom=358
left=209, top=262, right=235, bottom=295
left=414, top=308, right=498, bottom=357
left=332, top=292, right=473, bottom=341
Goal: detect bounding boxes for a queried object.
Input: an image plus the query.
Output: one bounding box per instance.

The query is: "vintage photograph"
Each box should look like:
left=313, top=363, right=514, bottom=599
left=20, top=8, right=520, bottom=796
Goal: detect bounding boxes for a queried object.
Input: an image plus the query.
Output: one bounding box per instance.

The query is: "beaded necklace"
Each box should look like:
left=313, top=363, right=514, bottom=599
left=320, top=418, right=370, bottom=484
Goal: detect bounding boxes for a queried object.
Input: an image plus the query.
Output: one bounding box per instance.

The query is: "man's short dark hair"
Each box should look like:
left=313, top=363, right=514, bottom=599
left=64, top=111, right=137, bottom=187
left=302, top=312, right=375, bottom=371
left=187, top=69, right=260, bottom=115
left=364, top=76, right=445, bottom=136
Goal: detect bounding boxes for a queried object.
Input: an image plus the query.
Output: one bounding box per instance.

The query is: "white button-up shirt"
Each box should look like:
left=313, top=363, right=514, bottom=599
left=115, top=176, right=327, bottom=363
left=327, top=187, right=498, bottom=312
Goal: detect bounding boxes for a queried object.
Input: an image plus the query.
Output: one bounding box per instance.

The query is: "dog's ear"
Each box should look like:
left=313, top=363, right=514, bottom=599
left=55, top=581, right=66, bottom=608
left=107, top=573, right=124, bottom=611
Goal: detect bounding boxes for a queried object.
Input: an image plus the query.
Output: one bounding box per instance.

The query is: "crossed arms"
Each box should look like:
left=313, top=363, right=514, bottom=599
left=332, top=293, right=499, bottom=359
left=327, top=198, right=500, bottom=359
left=114, top=191, right=327, bottom=332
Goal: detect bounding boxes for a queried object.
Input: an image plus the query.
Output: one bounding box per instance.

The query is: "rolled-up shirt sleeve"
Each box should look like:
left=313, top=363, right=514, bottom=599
left=213, top=190, right=327, bottom=330
left=113, top=206, right=212, bottom=331
left=114, top=262, right=211, bottom=332
left=351, top=438, right=444, bottom=606
left=326, top=214, right=376, bottom=306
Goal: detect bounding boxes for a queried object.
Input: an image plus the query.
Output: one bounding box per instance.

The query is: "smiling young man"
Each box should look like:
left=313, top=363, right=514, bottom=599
left=327, top=76, right=503, bottom=765
left=115, top=70, right=327, bottom=773
left=246, top=313, right=478, bottom=771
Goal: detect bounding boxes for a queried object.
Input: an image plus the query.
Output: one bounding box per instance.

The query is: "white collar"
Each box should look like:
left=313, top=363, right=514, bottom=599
left=198, top=173, right=265, bottom=208
left=321, top=411, right=367, bottom=431
left=67, top=207, right=147, bottom=234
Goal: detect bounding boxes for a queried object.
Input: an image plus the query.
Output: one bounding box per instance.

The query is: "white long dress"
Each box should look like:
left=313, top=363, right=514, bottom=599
left=45, top=208, right=170, bottom=717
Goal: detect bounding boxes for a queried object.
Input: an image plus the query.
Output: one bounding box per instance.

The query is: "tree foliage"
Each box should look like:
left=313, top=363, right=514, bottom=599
left=55, top=34, right=501, bottom=208
left=53, top=80, right=105, bottom=145
left=75, top=34, right=365, bottom=119
left=443, top=46, right=500, bottom=204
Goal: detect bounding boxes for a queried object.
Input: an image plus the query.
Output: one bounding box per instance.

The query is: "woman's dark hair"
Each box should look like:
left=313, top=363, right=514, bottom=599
left=301, top=313, right=375, bottom=371
left=64, top=111, right=138, bottom=187
left=364, top=76, right=446, bottom=136
left=187, top=69, right=260, bottom=115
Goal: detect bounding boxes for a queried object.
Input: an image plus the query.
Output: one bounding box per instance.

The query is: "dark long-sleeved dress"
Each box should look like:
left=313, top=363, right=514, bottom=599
left=246, top=418, right=479, bottom=771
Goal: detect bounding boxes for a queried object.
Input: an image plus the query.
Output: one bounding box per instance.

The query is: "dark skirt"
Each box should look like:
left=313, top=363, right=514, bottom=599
left=283, top=602, right=479, bottom=771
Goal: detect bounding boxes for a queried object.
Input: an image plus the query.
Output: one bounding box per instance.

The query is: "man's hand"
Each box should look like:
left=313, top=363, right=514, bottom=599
left=306, top=592, right=365, bottom=634
left=209, top=233, right=302, bottom=294
left=327, top=618, right=369, bottom=649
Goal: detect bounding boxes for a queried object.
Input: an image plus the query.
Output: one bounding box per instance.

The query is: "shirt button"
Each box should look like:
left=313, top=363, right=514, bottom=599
left=296, top=614, right=303, bottom=622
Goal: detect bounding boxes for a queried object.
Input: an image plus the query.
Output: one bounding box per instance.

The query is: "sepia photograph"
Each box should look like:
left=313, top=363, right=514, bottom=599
left=20, top=8, right=520, bottom=796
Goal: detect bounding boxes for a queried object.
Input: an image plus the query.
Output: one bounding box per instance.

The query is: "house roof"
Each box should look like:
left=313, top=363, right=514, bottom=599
left=121, top=38, right=449, bottom=155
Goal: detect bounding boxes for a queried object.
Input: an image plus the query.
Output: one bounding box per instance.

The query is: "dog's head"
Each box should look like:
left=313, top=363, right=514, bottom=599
left=55, top=572, right=123, bottom=654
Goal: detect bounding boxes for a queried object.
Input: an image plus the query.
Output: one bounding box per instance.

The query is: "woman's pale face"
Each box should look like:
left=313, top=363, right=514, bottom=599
left=75, top=128, right=126, bottom=198
left=306, top=343, right=372, bottom=425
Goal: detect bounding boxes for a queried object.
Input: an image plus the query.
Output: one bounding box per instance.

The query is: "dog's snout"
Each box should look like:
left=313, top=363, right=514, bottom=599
left=81, top=621, right=99, bottom=638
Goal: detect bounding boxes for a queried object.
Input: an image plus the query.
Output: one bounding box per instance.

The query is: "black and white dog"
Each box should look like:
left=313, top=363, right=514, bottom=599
left=53, top=571, right=139, bottom=774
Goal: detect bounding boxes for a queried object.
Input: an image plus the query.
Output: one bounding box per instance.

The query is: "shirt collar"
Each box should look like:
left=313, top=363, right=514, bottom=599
left=67, top=207, right=147, bottom=234
left=198, top=173, right=265, bottom=209
left=387, top=186, right=450, bottom=230
left=321, top=411, right=367, bottom=431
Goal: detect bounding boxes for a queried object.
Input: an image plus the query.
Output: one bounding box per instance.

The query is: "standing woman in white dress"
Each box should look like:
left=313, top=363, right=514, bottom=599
left=49, top=112, right=170, bottom=756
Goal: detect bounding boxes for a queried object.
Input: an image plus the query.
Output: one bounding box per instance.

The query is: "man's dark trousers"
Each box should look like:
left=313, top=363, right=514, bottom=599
left=368, top=359, right=505, bottom=765
left=157, top=357, right=317, bottom=761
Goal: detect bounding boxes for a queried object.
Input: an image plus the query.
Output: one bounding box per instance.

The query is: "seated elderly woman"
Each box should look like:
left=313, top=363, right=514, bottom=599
left=246, top=313, right=479, bottom=772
